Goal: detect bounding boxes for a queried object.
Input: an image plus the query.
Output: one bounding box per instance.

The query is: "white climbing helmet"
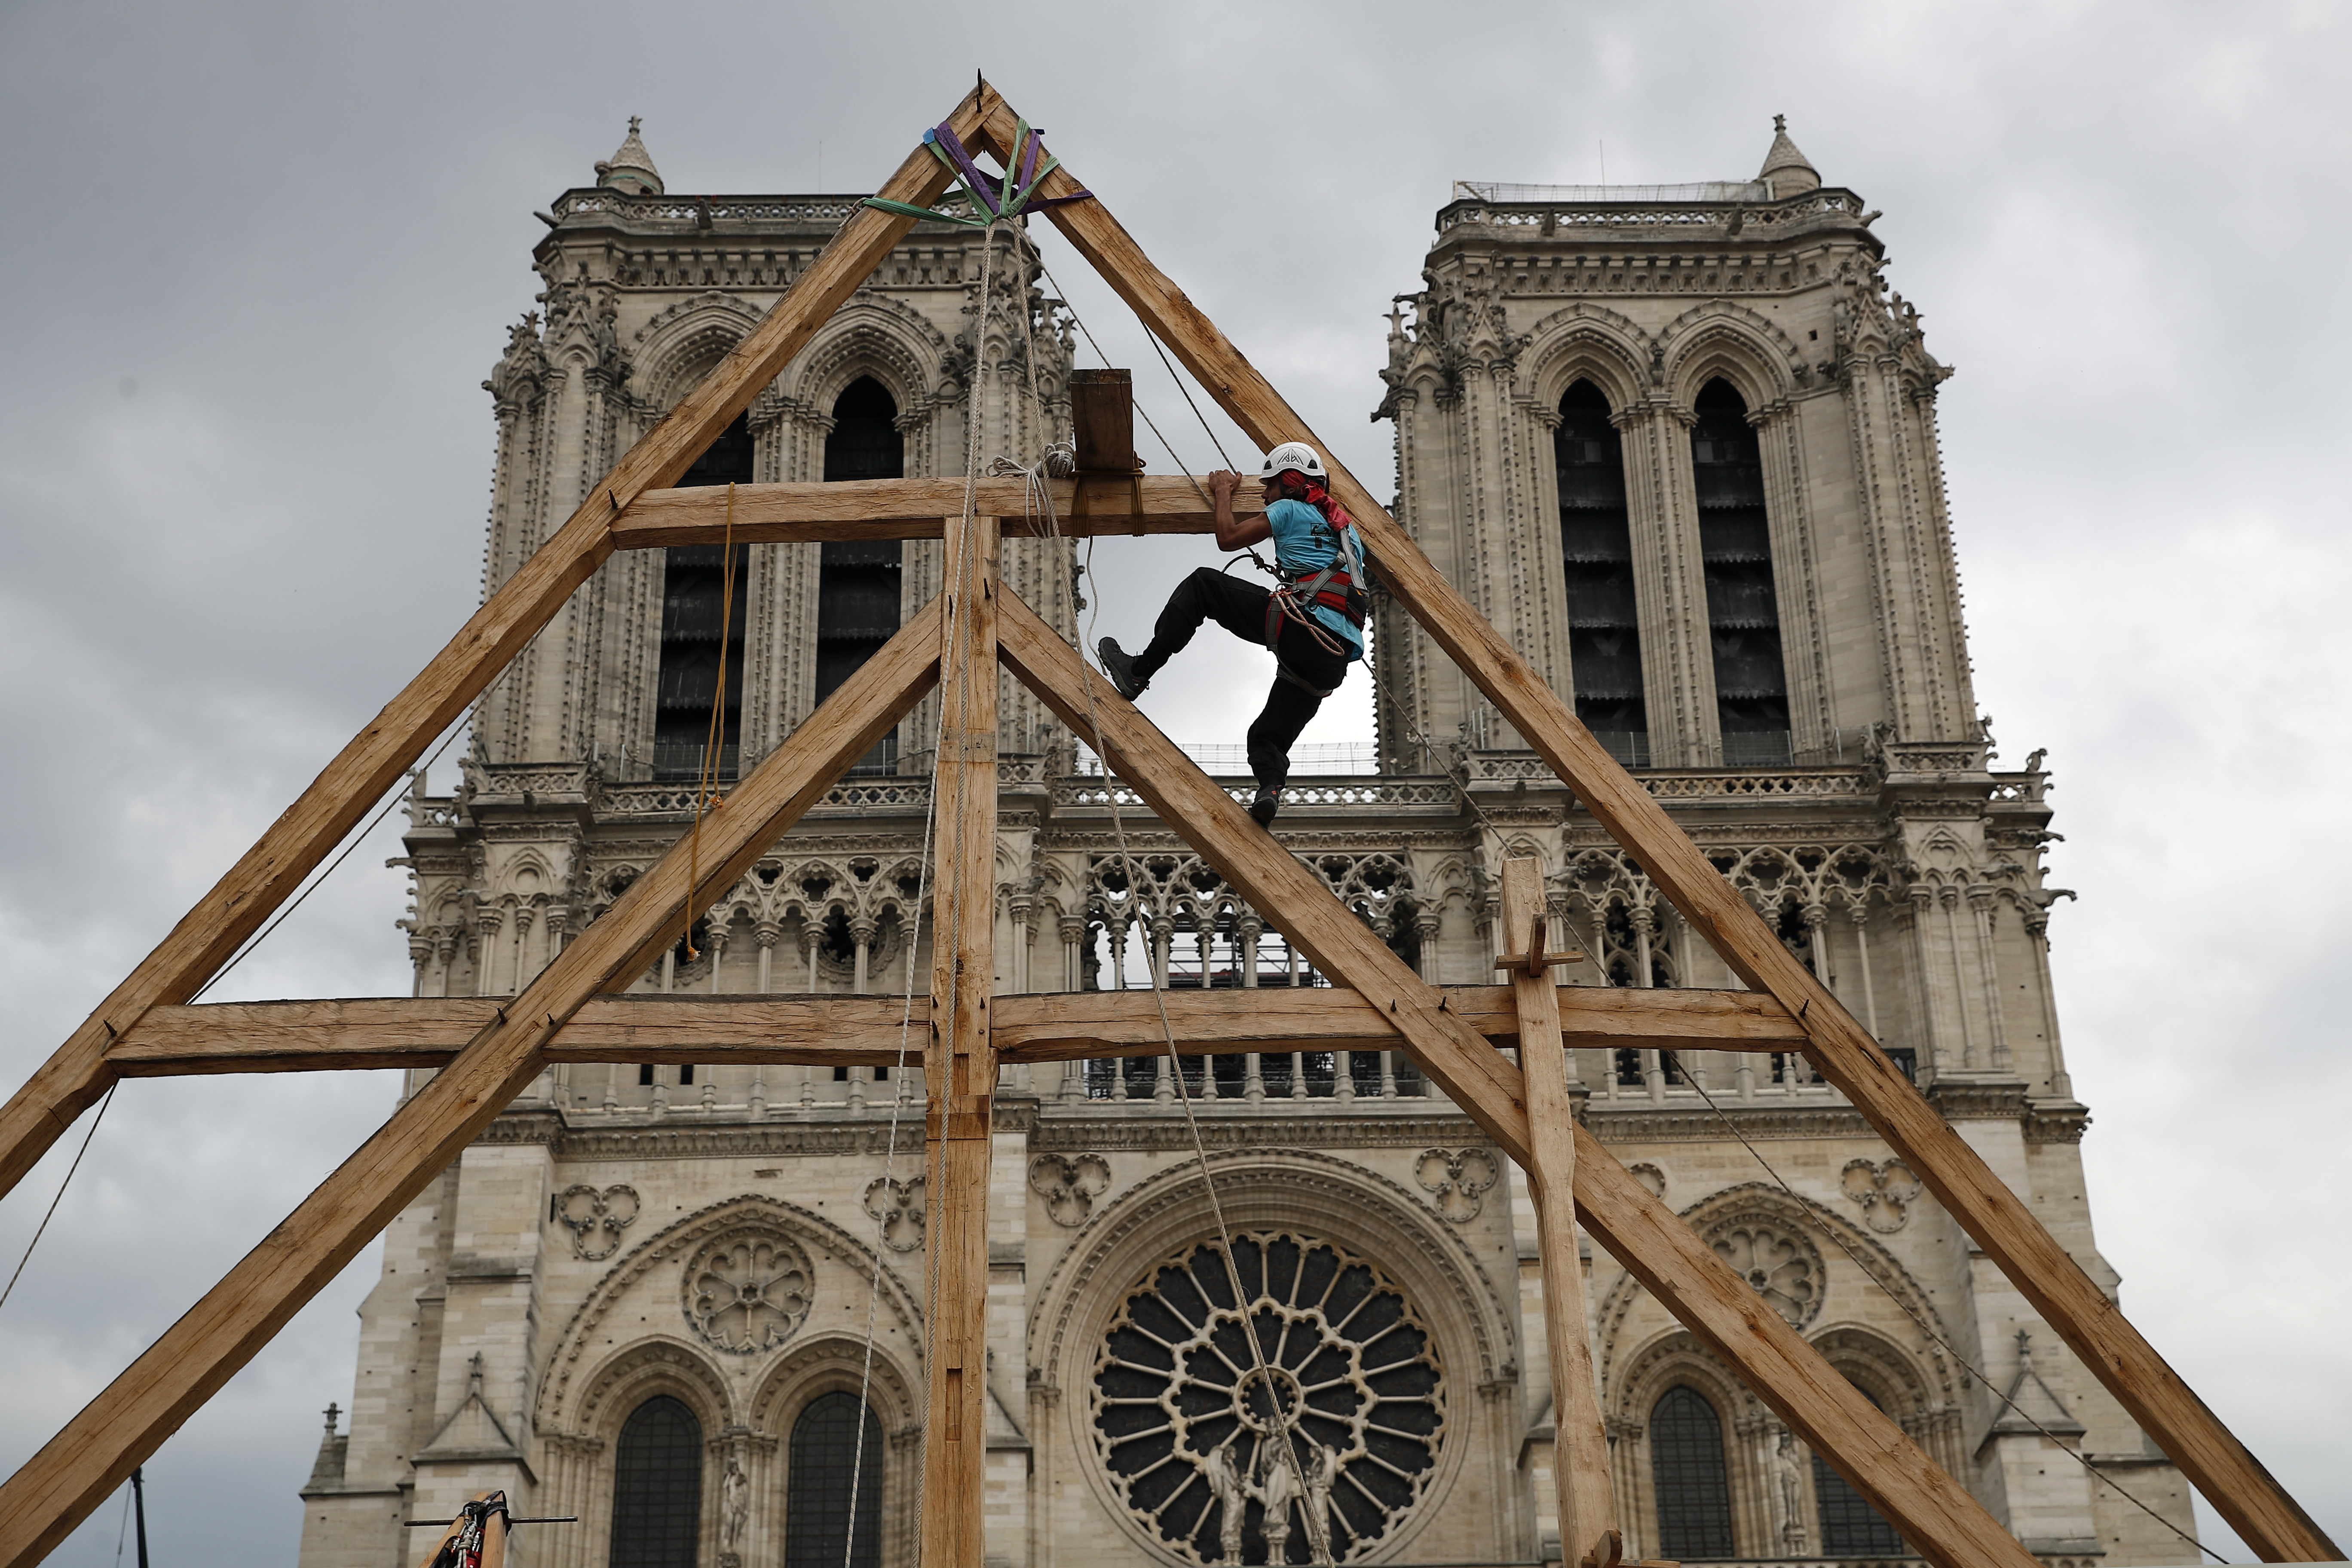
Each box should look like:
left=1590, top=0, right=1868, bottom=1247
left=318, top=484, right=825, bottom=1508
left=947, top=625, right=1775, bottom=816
left=1258, top=441, right=1327, bottom=481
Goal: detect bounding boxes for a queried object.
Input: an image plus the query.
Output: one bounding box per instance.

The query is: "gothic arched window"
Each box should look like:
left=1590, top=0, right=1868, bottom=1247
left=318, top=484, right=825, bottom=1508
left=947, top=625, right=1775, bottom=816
left=1690, top=379, right=1790, bottom=766
left=1649, top=1384, right=1733, bottom=1559
left=1813, top=1389, right=1905, bottom=1555
left=610, top=1393, right=704, bottom=1568
left=1556, top=381, right=1648, bottom=767
left=819, top=377, right=906, bottom=774
left=654, top=412, right=754, bottom=780
left=785, top=1391, right=884, bottom=1568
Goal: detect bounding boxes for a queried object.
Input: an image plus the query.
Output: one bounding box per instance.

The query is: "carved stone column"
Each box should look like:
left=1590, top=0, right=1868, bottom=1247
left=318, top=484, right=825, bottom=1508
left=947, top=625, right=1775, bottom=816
left=1614, top=400, right=1717, bottom=766
left=2024, top=909, right=2073, bottom=1098
left=1967, top=885, right=2011, bottom=1070
left=1750, top=401, right=1832, bottom=760
left=472, top=909, right=504, bottom=998
left=702, top=921, right=728, bottom=996
left=851, top=915, right=877, bottom=995
left=753, top=919, right=781, bottom=995
left=1905, top=885, right=1956, bottom=1076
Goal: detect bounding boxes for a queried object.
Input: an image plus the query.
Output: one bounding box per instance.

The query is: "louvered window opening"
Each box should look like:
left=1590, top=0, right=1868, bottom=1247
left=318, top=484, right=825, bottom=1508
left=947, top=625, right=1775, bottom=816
left=821, top=377, right=905, bottom=776
left=1691, top=380, right=1789, bottom=766
left=1814, top=1389, right=1906, bottom=1556
left=785, top=1391, right=884, bottom=1568
left=610, top=1394, right=704, bottom=1568
left=1649, top=1384, right=1734, bottom=1559
left=1556, top=381, right=1648, bottom=768
left=653, top=414, right=753, bottom=780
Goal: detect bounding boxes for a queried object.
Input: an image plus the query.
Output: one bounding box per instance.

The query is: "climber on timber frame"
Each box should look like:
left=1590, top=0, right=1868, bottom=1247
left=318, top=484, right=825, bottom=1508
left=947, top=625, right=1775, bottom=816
left=1097, top=442, right=1368, bottom=827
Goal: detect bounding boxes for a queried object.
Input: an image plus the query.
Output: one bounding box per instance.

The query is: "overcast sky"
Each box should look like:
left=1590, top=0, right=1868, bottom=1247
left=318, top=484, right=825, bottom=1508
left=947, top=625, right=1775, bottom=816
left=1, top=1, right=2346, bottom=1562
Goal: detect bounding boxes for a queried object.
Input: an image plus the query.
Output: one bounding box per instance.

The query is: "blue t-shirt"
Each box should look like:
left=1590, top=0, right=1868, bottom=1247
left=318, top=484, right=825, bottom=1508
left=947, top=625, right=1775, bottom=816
left=1266, top=497, right=1365, bottom=659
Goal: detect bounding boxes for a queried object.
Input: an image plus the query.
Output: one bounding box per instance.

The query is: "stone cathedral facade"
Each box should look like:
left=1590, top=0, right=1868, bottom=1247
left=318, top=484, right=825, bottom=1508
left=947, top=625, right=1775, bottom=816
left=297, top=122, right=2196, bottom=1568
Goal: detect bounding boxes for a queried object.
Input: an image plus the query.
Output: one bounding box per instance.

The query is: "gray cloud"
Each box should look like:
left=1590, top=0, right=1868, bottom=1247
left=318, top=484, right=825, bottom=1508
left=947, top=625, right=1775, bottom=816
left=2, top=1, right=2345, bottom=1559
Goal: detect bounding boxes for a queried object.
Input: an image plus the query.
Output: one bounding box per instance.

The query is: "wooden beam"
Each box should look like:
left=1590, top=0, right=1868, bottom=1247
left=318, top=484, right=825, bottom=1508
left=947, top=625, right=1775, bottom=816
left=0, top=83, right=1001, bottom=1210
left=611, top=475, right=1251, bottom=548
left=995, top=581, right=2036, bottom=1568
left=109, top=983, right=1808, bottom=1075
left=985, top=95, right=2339, bottom=1563
left=922, top=516, right=999, bottom=1568
left=0, top=600, right=944, bottom=1568
left=1503, top=859, right=1616, bottom=1566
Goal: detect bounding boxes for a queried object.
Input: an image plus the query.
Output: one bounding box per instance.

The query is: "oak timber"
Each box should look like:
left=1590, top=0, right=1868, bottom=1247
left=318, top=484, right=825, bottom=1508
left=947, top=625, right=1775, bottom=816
left=995, top=583, right=2038, bottom=1568
left=610, top=475, right=1251, bottom=548
left=109, top=984, right=1809, bottom=1075
left=0, top=83, right=1002, bottom=1210
left=1502, top=859, right=1616, bottom=1565
left=0, top=601, right=945, bottom=1567
left=921, top=515, right=1000, bottom=1568
left=979, top=92, right=2338, bottom=1563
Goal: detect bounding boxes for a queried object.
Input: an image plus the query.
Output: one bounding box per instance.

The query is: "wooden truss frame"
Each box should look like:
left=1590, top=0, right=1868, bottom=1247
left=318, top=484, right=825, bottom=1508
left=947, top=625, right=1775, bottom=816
left=0, top=80, right=2333, bottom=1568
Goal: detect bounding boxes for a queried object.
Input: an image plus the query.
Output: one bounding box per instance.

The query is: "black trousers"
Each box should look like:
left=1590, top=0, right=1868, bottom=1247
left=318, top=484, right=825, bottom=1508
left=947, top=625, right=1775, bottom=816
left=1129, top=567, right=1351, bottom=790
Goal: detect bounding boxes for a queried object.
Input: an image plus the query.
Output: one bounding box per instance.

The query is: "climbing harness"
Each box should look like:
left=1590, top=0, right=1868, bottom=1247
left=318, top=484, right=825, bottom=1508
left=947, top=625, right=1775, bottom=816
left=414, top=1491, right=508, bottom=1568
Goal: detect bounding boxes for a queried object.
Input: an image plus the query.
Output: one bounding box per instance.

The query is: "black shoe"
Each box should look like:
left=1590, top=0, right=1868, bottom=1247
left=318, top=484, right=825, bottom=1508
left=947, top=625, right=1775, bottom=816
left=1098, top=637, right=1148, bottom=700
left=1250, top=786, right=1281, bottom=827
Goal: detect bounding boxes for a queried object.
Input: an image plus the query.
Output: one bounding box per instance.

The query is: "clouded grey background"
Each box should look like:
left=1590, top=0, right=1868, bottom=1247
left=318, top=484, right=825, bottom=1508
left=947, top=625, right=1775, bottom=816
left=2, top=1, right=2346, bottom=1560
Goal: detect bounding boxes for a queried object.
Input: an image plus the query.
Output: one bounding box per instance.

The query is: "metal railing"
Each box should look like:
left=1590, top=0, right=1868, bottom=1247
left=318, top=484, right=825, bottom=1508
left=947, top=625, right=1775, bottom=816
left=1453, top=180, right=1770, bottom=204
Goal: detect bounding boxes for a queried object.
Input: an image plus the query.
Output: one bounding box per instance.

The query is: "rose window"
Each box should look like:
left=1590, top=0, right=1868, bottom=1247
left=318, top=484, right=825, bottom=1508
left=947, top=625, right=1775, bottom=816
left=1710, top=1222, right=1820, bottom=1328
left=1092, top=1231, right=1446, bottom=1564
left=682, top=1231, right=814, bottom=1353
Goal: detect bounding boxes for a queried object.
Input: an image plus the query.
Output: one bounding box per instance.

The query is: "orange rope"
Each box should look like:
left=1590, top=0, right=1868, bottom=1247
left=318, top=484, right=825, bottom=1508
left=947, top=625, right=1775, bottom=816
left=682, top=482, right=738, bottom=961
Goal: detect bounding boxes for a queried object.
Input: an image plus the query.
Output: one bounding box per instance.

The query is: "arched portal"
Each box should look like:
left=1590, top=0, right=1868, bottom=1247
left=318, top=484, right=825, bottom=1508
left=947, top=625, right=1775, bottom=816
left=1556, top=380, right=1647, bottom=766
left=654, top=413, right=755, bottom=779
left=611, top=1393, right=704, bottom=1568
left=1648, top=1384, right=1733, bottom=1559
left=1690, top=379, right=1789, bottom=764
left=785, top=1390, right=885, bottom=1568
left=819, top=376, right=906, bottom=773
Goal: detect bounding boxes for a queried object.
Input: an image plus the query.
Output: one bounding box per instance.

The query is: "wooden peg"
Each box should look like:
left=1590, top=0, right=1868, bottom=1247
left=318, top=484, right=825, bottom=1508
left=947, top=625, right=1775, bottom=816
left=1493, top=950, right=1586, bottom=975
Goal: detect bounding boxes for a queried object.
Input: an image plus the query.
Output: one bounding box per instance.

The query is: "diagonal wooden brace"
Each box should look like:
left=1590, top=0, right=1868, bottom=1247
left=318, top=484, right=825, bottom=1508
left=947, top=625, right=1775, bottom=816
left=0, top=83, right=1003, bottom=1207
left=974, top=88, right=2337, bottom=1562
left=994, top=583, right=2035, bottom=1568
left=0, top=598, right=943, bottom=1568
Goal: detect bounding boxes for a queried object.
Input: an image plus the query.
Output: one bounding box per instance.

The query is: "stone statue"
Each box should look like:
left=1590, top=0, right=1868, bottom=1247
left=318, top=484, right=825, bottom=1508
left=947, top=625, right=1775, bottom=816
left=1205, top=1436, right=1247, bottom=1562
left=1250, top=1439, right=1302, bottom=1561
left=1302, top=1439, right=1338, bottom=1550
left=721, top=1449, right=750, bottom=1554
left=1772, top=1428, right=1807, bottom=1552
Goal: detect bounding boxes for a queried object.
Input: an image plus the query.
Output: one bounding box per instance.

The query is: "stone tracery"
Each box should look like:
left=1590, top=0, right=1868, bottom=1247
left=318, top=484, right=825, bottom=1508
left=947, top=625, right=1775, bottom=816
left=1091, top=1231, right=1446, bottom=1565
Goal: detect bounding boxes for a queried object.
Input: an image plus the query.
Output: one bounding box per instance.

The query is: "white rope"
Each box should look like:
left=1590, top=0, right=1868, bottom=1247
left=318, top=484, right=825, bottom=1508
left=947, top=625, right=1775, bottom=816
left=1011, top=272, right=1335, bottom=1566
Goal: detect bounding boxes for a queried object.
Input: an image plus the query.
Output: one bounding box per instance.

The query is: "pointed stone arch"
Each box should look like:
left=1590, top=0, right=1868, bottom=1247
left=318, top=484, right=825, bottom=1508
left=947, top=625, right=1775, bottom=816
left=536, top=1192, right=922, bottom=1434
left=1657, top=303, right=1804, bottom=413
left=634, top=294, right=769, bottom=412
left=1519, top=303, right=1655, bottom=413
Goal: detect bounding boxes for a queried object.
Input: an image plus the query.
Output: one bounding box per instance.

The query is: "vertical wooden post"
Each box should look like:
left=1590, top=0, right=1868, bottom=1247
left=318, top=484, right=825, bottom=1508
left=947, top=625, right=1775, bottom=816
left=1502, top=859, right=1617, bottom=1568
left=922, top=515, right=1000, bottom=1568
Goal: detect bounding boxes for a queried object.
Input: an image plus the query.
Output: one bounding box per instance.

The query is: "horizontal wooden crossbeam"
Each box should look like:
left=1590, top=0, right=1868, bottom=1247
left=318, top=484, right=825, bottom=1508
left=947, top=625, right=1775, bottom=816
left=609, top=475, right=1252, bottom=548
left=109, top=985, right=1809, bottom=1075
